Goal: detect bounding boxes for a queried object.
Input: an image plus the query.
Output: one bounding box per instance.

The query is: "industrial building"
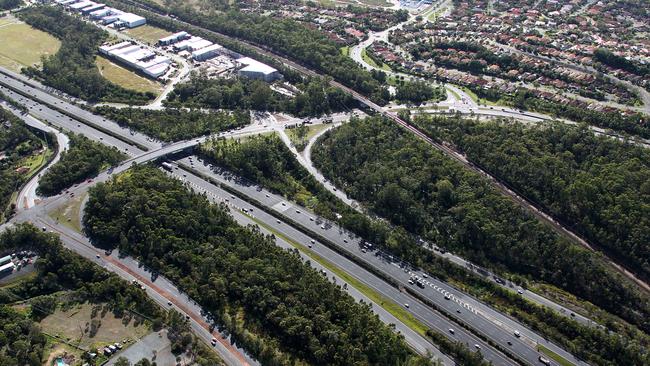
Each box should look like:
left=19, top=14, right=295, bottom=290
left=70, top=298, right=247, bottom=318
left=173, top=37, right=213, bottom=52
left=192, top=44, right=223, bottom=61
left=237, top=57, right=281, bottom=82
left=99, top=41, right=171, bottom=78
left=158, top=31, right=189, bottom=46
left=56, top=0, right=146, bottom=28
left=0, top=255, right=11, bottom=266
left=112, top=13, right=146, bottom=28
left=81, top=3, right=105, bottom=14
left=0, top=262, right=14, bottom=274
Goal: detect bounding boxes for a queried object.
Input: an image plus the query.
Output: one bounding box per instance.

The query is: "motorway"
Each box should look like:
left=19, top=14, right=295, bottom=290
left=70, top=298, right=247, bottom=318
left=177, top=156, right=588, bottom=366
left=0, top=56, right=594, bottom=365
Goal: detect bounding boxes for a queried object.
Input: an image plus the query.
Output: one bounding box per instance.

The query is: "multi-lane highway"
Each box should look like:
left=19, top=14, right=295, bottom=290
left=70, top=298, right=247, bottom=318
left=0, top=63, right=594, bottom=365
left=107, top=0, right=650, bottom=294
left=177, top=156, right=588, bottom=366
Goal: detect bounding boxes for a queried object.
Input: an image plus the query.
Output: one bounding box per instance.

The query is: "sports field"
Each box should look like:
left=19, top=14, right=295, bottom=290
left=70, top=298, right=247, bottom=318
left=96, top=56, right=164, bottom=95
left=0, top=16, right=61, bottom=72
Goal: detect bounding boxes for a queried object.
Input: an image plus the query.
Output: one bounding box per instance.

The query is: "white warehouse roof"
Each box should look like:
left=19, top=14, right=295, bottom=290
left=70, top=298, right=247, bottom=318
left=117, top=13, right=146, bottom=24
left=238, top=57, right=277, bottom=75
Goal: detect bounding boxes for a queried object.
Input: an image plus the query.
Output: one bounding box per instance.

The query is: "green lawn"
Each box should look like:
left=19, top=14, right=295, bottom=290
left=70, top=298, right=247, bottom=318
left=0, top=17, right=61, bottom=72
left=285, top=124, right=331, bottom=151
left=96, top=56, right=163, bottom=95
left=340, top=46, right=349, bottom=57
left=361, top=47, right=392, bottom=72
left=537, top=344, right=575, bottom=366
left=124, top=24, right=172, bottom=45
left=48, top=192, right=86, bottom=233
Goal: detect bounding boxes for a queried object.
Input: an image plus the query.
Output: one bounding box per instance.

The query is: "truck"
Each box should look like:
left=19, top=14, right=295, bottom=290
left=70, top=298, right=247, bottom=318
left=161, top=162, right=173, bottom=171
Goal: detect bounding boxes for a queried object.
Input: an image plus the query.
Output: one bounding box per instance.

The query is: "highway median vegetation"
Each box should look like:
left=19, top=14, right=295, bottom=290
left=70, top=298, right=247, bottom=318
left=0, top=108, right=51, bottom=222
left=94, top=106, right=249, bottom=142
left=18, top=6, right=155, bottom=105
left=310, top=117, right=650, bottom=366
left=37, top=134, right=127, bottom=197
left=82, top=165, right=433, bottom=366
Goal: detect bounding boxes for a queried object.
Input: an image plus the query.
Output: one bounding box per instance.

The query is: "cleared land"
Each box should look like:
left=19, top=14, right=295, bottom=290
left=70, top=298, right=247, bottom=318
left=48, top=192, right=87, bottom=233
left=96, top=56, right=164, bottom=95
left=0, top=16, right=61, bottom=72
left=40, top=301, right=150, bottom=363
left=124, top=24, right=172, bottom=45
left=286, top=123, right=331, bottom=150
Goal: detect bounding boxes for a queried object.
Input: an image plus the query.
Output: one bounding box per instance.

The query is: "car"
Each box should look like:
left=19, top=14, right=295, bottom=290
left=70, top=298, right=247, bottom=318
left=422, top=274, right=428, bottom=278
left=408, top=279, right=414, bottom=285
left=361, top=248, right=367, bottom=253
left=517, top=289, right=523, bottom=294
left=474, top=344, right=481, bottom=350
left=211, top=338, right=217, bottom=345
left=309, top=217, right=314, bottom=221
left=185, top=315, right=190, bottom=320
left=276, top=220, right=281, bottom=224
left=444, top=294, right=451, bottom=300
left=320, top=225, right=326, bottom=229
left=167, top=301, right=172, bottom=306
left=507, top=341, right=512, bottom=346
left=456, top=309, right=461, bottom=314
left=538, top=356, right=551, bottom=365
left=404, top=303, right=409, bottom=308
left=96, top=254, right=100, bottom=259
left=448, top=328, right=454, bottom=334
left=296, top=210, right=300, bottom=214
left=343, top=239, right=348, bottom=243
left=265, top=194, right=270, bottom=198
left=514, top=330, right=520, bottom=337
left=42, top=226, right=47, bottom=232
left=281, top=202, right=286, bottom=206
left=311, top=239, right=315, bottom=244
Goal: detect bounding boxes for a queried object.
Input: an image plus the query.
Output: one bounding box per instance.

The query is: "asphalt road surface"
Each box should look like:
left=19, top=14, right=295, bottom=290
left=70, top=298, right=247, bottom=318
left=178, top=156, right=588, bottom=366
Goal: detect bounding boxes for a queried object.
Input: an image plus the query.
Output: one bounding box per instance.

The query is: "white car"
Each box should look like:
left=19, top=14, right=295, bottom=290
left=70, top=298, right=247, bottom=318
left=404, top=303, right=409, bottom=308
left=514, top=330, right=520, bottom=337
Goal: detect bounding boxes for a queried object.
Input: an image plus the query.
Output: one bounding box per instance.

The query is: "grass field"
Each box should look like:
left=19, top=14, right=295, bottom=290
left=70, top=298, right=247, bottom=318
left=0, top=17, right=61, bottom=72
left=124, top=24, right=172, bottom=45
left=537, top=344, right=575, bottom=366
left=40, top=302, right=150, bottom=350
left=286, top=124, right=331, bottom=150
left=48, top=192, right=87, bottom=233
left=96, top=56, right=163, bottom=95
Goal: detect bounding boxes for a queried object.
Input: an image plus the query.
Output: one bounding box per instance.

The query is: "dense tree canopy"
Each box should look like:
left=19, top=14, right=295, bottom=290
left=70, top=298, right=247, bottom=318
left=413, top=116, right=650, bottom=282
left=83, top=165, right=429, bottom=366
left=19, top=6, right=154, bottom=104
left=94, top=107, right=248, bottom=142
left=166, top=75, right=356, bottom=117
left=312, top=117, right=650, bottom=336
left=37, top=134, right=126, bottom=196
left=0, top=0, right=21, bottom=10
left=200, top=128, right=650, bottom=366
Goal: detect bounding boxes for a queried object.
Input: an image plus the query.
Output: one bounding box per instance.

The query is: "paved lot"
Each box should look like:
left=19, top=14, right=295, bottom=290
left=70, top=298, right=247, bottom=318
left=105, top=329, right=190, bottom=366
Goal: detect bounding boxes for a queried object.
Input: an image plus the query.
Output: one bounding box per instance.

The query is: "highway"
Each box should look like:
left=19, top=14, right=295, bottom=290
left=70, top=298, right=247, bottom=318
left=0, top=64, right=592, bottom=365
left=176, top=156, right=588, bottom=366
left=111, top=0, right=650, bottom=293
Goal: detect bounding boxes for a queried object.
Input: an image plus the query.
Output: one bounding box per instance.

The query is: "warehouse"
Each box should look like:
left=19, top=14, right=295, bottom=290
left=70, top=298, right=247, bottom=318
left=0, top=255, right=11, bottom=266
left=69, top=1, right=93, bottom=11
left=173, top=36, right=206, bottom=52
left=81, top=3, right=105, bottom=14
left=158, top=31, right=189, bottom=46
left=90, top=7, right=116, bottom=19
left=192, top=44, right=223, bottom=61
left=113, top=13, right=146, bottom=28
left=0, top=262, right=14, bottom=274
left=237, top=57, right=281, bottom=82
left=99, top=42, right=171, bottom=78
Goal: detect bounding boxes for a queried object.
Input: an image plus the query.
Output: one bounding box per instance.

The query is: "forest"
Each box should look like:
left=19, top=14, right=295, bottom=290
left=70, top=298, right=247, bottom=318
left=108, top=0, right=391, bottom=105
left=0, top=224, right=222, bottom=366
left=413, top=116, right=650, bottom=283
left=311, top=118, right=650, bottom=336
left=165, top=75, right=356, bottom=117
left=594, top=48, right=650, bottom=77
left=37, top=134, right=126, bottom=196
left=82, top=165, right=431, bottom=366
left=94, top=107, right=248, bottom=142
left=18, top=6, right=154, bottom=104
left=0, top=109, right=47, bottom=222
left=0, top=0, right=21, bottom=10
left=200, top=129, right=650, bottom=366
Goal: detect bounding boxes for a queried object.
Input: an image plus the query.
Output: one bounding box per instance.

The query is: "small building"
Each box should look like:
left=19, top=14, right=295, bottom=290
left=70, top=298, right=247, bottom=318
left=237, top=57, right=281, bottom=82
left=173, top=36, right=203, bottom=52
left=158, top=31, right=189, bottom=46
left=192, top=44, right=222, bottom=61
